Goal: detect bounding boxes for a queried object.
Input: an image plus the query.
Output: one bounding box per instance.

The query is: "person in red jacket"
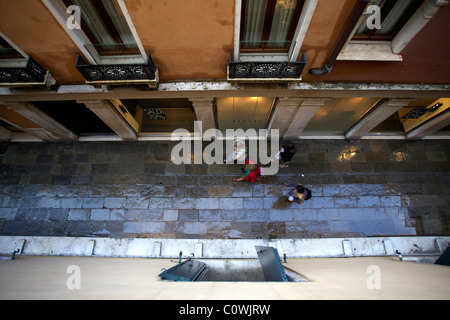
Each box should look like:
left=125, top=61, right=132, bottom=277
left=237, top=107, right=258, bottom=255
left=234, top=159, right=261, bottom=182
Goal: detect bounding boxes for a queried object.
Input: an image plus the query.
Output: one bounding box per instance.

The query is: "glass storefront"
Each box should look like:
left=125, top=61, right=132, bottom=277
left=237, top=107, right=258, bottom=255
left=369, top=98, right=449, bottom=136
left=303, top=98, right=380, bottom=135
left=215, top=97, right=275, bottom=132
left=31, top=100, right=115, bottom=136
left=122, top=98, right=197, bottom=134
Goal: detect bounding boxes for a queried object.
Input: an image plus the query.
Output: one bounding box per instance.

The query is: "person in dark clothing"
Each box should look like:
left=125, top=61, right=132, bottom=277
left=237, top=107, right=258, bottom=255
left=278, top=143, right=296, bottom=168
left=284, top=183, right=311, bottom=205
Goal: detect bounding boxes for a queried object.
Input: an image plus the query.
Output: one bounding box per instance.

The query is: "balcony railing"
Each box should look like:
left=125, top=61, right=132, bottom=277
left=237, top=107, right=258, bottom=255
left=227, top=51, right=306, bottom=82
left=75, top=52, right=158, bottom=88
left=0, top=56, right=54, bottom=87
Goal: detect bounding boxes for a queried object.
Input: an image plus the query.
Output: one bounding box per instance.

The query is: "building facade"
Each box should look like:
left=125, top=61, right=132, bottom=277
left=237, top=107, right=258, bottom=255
left=0, top=0, right=449, bottom=142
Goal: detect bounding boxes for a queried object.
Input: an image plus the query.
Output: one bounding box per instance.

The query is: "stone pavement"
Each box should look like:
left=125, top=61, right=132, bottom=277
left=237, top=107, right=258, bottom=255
left=0, top=139, right=449, bottom=239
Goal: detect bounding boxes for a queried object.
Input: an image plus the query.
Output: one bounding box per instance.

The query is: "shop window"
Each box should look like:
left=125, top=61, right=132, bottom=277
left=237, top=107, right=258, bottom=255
left=121, top=99, right=197, bottom=134
left=240, top=0, right=304, bottom=53
left=0, top=36, right=24, bottom=60
left=31, top=100, right=115, bottom=136
left=303, top=98, right=379, bottom=135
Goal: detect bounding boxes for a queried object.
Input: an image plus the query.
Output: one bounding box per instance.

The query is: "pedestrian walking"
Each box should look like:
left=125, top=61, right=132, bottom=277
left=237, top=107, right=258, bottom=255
left=224, top=139, right=246, bottom=163
left=234, top=159, right=261, bottom=182
left=282, top=183, right=312, bottom=205
left=276, top=143, right=296, bottom=168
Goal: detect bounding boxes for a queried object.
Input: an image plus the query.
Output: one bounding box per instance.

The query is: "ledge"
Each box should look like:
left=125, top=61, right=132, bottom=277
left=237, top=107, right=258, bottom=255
left=337, top=42, right=403, bottom=62
left=1, top=236, right=448, bottom=259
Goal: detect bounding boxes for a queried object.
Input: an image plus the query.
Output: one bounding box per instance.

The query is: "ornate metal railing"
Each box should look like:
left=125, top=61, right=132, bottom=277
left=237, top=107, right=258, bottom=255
left=227, top=51, right=306, bottom=81
left=75, top=52, right=158, bottom=86
left=0, top=57, right=48, bottom=84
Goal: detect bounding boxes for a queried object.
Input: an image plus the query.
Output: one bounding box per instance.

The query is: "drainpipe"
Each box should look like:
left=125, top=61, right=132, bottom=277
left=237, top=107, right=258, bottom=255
left=308, top=0, right=370, bottom=75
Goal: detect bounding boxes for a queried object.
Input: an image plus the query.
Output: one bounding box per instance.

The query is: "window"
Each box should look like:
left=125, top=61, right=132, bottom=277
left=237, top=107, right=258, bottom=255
left=352, top=0, right=424, bottom=41
left=0, top=36, right=23, bottom=59
left=62, top=0, right=139, bottom=56
left=240, top=0, right=304, bottom=52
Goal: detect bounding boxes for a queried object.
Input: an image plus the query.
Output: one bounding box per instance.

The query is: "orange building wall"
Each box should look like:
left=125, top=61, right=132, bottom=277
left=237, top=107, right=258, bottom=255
left=125, top=0, right=235, bottom=81
left=305, top=1, right=450, bottom=84
left=0, top=0, right=85, bottom=84
left=300, top=0, right=358, bottom=81
left=0, top=0, right=448, bottom=85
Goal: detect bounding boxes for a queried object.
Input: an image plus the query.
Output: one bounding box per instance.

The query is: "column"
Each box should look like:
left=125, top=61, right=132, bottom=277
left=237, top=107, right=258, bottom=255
left=406, top=111, right=450, bottom=140
left=189, top=97, right=215, bottom=133
left=0, top=125, right=11, bottom=141
left=283, top=98, right=328, bottom=140
left=345, top=98, right=416, bottom=140
left=268, top=97, right=303, bottom=139
left=1, top=101, right=78, bottom=141
left=78, top=99, right=137, bottom=141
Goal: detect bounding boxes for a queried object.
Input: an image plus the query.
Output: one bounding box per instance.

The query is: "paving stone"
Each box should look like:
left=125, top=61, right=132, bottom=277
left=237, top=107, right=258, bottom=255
left=68, top=209, right=90, bottom=220
left=178, top=209, right=198, bottom=221
left=293, top=209, right=318, bottom=221
left=198, top=209, right=220, bottom=221
left=103, top=197, right=126, bottom=209
left=39, top=197, right=61, bottom=209
left=148, top=198, right=172, bottom=209
left=243, top=198, right=264, bottom=209
left=0, top=139, right=448, bottom=239
left=243, top=209, right=269, bottom=222
left=0, top=208, right=16, bottom=220
left=231, top=185, right=252, bottom=197
left=252, top=185, right=265, bottom=197
left=109, top=209, right=126, bottom=220
left=334, top=197, right=357, bottom=208
left=163, top=186, right=185, bottom=198
left=196, top=198, right=220, bottom=209
left=270, top=209, right=293, bottom=221
left=163, top=209, right=178, bottom=221
left=209, top=186, right=232, bottom=197
left=140, top=185, right=165, bottom=197
left=172, top=197, right=196, bottom=209
left=357, top=196, right=381, bottom=208
left=220, top=198, right=243, bottom=210
left=90, top=209, right=110, bottom=221
left=141, top=222, right=165, bottom=233
left=125, top=198, right=149, bottom=209
left=82, top=198, right=104, bottom=209
left=310, top=197, right=334, bottom=209
left=184, top=222, right=208, bottom=234
left=139, top=210, right=163, bottom=221
left=123, top=221, right=141, bottom=233
left=263, top=197, right=279, bottom=209
left=379, top=196, right=402, bottom=207
left=317, top=208, right=340, bottom=220
left=221, top=209, right=243, bottom=221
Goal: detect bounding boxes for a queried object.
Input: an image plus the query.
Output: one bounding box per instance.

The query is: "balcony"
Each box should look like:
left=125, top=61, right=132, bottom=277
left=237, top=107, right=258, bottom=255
left=227, top=51, right=306, bottom=83
left=75, top=52, right=159, bottom=88
left=0, top=57, right=55, bottom=87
